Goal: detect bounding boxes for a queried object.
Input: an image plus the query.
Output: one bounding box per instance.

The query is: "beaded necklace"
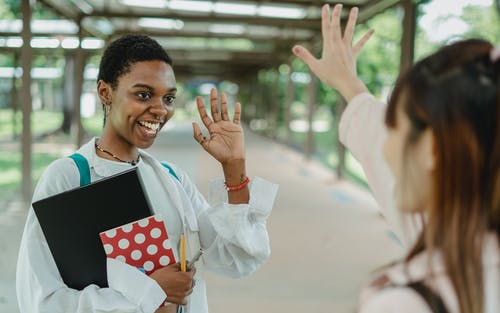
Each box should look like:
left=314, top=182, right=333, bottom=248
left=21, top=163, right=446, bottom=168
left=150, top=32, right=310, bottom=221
left=95, top=142, right=140, bottom=166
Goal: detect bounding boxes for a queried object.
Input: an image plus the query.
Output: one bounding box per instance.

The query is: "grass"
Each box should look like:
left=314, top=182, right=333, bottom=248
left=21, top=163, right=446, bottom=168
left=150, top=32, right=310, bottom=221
left=0, top=109, right=81, bottom=201
left=0, top=151, right=61, bottom=200
left=0, top=109, right=63, bottom=140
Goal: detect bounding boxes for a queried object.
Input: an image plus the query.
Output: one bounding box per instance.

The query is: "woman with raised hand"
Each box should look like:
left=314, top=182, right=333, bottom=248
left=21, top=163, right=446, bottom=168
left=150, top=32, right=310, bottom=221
left=17, top=34, right=278, bottom=313
left=293, top=4, right=499, bottom=313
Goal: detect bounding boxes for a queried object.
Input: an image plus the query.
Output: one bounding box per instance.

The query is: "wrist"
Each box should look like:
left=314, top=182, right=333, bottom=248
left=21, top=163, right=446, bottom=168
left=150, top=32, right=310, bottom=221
left=221, top=158, right=246, bottom=186
left=340, top=78, right=369, bottom=103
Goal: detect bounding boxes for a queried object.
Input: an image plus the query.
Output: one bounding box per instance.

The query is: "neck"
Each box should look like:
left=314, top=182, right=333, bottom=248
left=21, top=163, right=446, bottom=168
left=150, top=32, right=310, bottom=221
left=96, top=135, right=139, bottom=163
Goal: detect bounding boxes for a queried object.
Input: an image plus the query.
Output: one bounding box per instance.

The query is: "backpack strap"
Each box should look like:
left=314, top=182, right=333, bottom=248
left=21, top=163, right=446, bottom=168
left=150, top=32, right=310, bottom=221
left=406, top=281, right=449, bottom=313
left=160, top=162, right=180, bottom=182
left=69, top=153, right=91, bottom=187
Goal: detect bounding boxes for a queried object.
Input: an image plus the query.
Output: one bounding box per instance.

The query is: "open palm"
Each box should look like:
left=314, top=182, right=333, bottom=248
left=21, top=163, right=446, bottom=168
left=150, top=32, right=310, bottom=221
left=192, top=88, right=245, bottom=164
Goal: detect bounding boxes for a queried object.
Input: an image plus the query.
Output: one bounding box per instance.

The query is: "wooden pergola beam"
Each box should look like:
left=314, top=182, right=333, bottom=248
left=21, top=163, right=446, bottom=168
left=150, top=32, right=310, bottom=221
left=21, top=0, right=32, bottom=202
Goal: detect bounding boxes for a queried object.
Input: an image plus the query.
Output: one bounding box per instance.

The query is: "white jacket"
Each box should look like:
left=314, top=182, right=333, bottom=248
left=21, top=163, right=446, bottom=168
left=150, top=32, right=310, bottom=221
left=16, top=138, right=278, bottom=313
left=340, top=93, right=499, bottom=313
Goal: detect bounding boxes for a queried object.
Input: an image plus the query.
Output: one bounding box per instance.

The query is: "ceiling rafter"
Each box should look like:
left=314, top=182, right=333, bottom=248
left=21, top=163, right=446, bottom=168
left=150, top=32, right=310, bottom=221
left=33, top=0, right=404, bottom=79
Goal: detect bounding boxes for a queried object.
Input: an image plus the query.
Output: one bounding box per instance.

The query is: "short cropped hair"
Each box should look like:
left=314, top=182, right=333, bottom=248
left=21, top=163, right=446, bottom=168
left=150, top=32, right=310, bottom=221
left=97, top=34, right=173, bottom=89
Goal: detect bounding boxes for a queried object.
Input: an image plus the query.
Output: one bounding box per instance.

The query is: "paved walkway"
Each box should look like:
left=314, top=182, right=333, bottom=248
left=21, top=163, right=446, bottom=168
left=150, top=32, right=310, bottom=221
left=0, top=121, right=403, bottom=313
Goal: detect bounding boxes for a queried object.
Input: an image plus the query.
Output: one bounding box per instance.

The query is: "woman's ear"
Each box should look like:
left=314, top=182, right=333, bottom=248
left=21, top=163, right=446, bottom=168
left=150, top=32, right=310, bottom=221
left=419, top=129, right=437, bottom=171
left=97, top=80, right=112, bottom=105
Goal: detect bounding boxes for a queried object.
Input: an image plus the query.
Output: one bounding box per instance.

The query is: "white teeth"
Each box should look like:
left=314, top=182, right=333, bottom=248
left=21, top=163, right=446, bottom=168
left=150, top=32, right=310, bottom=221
left=139, top=121, right=160, bottom=131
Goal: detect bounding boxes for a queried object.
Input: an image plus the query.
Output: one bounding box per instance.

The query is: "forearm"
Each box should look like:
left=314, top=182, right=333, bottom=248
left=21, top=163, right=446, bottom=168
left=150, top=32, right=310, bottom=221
left=336, top=76, right=370, bottom=103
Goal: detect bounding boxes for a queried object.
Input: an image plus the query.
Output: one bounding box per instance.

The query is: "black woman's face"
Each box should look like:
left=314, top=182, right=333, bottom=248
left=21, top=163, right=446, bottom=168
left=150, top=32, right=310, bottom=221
left=106, top=60, right=177, bottom=149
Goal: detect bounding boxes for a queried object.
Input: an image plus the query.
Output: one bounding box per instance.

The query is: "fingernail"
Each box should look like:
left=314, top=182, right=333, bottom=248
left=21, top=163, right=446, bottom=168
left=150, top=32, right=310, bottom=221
left=292, top=46, right=301, bottom=55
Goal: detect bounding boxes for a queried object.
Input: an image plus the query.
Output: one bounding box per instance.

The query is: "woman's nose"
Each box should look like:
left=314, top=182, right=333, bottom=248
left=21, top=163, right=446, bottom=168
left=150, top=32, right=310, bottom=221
left=150, top=98, right=168, bottom=117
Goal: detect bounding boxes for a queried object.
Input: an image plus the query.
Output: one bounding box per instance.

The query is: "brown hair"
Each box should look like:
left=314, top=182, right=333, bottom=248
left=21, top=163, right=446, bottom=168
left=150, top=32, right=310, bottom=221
left=386, top=39, right=500, bottom=313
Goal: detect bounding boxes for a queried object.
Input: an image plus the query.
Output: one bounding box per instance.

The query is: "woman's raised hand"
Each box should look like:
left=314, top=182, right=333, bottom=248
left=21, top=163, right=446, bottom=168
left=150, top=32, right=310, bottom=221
left=292, top=4, right=373, bottom=102
left=192, top=88, right=245, bottom=165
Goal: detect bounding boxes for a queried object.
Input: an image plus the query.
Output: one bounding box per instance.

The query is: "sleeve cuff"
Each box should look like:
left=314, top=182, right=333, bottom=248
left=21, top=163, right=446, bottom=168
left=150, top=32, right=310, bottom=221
left=208, top=176, right=278, bottom=219
left=107, top=258, right=166, bottom=313
left=205, top=177, right=278, bottom=253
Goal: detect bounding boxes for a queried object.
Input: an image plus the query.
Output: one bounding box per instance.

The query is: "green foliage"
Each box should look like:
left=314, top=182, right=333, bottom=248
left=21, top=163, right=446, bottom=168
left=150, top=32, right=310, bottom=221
left=356, top=7, right=403, bottom=97
left=461, top=3, right=500, bottom=43
left=0, top=109, right=62, bottom=140
left=0, top=150, right=60, bottom=200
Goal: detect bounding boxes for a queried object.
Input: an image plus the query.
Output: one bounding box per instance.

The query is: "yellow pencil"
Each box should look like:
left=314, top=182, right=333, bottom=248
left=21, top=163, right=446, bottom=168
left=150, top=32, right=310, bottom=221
left=180, top=233, right=186, bottom=272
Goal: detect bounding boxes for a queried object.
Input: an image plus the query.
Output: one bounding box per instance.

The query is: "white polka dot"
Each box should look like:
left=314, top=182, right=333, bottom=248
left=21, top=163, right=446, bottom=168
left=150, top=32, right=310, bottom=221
left=150, top=228, right=161, bottom=238
left=154, top=215, right=163, bottom=222
left=116, top=255, right=126, bottom=263
left=138, top=218, right=149, bottom=228
left=134, top=233, right=145, bottom=244
left=143, top=261, right=154, bottom=271
left=105, top=229, right=117, bottom=238
left=159, top=255, right=171, bottom=266
left=103, top=244, right=113, bottom=255
left=131, top=250, right=142, bottom=260
left=122, top=224, right=133, bottom=233
left=118, top=238, right=129, bottom=249
left=162, top=239, right=171, bottom=250
left=147, top=244, right=158, bottom=255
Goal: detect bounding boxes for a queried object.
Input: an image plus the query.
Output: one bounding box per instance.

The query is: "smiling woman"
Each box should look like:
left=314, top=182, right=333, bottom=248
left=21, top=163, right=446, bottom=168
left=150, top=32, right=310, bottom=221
left=16, top=34, right=278, bottom=313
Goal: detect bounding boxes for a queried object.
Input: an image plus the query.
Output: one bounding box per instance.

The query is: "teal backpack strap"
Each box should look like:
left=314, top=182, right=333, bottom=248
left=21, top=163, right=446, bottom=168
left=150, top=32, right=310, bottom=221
left=69, top=153, right=91, bottom=187
left=160, top=162, right=180, bottom=182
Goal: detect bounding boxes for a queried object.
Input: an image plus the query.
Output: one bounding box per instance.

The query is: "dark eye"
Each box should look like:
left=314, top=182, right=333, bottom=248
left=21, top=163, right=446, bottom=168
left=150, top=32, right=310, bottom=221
left=164, top=95, right=176, bottom=105
left=137, top=92, right=152, bottom=101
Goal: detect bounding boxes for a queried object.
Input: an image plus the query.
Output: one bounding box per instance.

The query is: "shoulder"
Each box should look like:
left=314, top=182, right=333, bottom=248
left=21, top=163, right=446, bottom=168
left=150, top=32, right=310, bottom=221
left=359, top=286, right=432, bottom=313
left=32, top=157, right=81, bottom=202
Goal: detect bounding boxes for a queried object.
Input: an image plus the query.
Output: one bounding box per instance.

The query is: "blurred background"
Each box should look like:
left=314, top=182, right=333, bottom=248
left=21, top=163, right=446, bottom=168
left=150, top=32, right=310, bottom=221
left=0, top=1, right=499, bottom=312
left=0, top=0, right=499, bottom=203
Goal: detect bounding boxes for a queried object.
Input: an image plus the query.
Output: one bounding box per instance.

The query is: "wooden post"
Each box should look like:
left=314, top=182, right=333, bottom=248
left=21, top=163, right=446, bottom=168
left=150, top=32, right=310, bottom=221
left=335, top=97, right=347, bottom=178
left=400, top=0, right=417, bottom=72
left=21, top=0, right=33, bottom=202
left=72, top=18, right=86, bottom=147
left=284, top=66, right=294, bottom=145
left=11, top=51, right=19, bottom=139
left=269, top=68, right=279, bottom=139
left=305, top=70, right=317, bottom=160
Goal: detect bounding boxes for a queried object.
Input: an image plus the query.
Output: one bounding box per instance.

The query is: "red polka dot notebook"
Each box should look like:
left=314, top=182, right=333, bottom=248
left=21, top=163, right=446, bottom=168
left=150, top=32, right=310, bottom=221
left=99, top=214, right=176, bottom=275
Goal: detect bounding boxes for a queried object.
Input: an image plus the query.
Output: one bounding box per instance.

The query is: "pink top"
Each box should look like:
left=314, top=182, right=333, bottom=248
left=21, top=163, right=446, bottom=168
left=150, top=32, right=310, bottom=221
left=340, top=92, right=500, bottom=313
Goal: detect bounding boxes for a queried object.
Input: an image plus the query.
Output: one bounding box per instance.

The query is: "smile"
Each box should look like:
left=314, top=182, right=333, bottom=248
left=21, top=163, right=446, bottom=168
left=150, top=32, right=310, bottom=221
left=138, top=121, right=160, bottom=135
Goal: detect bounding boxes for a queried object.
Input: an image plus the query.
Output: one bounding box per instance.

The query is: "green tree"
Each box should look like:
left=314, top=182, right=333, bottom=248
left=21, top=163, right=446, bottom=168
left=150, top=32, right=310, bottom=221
left=461, top=3, right=500, bottom=44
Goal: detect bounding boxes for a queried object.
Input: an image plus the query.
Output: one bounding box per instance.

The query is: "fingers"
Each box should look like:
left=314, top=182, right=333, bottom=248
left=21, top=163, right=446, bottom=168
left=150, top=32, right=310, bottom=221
left=221, top=92, right=230, bottom=121
left=321, top=4, right=332, bottom=48
left=196, top=96, right=213, bottom=129
left=192, top=122, right=208, bottom=149
left=233, top=102, right=241, bottom=125
left=331, top=3, right=342, bottom=41
left=210, top=88, right=221, bottom=123
left=353, top=29, right=374, bottom=56
left=343, top=7, right=358, bottom=45
left=292, top=45, right=318, bottom=71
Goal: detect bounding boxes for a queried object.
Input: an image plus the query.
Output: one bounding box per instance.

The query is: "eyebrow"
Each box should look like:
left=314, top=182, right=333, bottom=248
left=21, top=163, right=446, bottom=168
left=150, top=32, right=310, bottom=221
left=131, top=83, right=177, bottom=93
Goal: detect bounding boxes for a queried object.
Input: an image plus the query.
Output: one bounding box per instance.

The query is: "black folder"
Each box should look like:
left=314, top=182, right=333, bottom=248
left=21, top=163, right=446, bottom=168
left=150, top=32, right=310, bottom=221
left=33, top=167, right=153, bottom=290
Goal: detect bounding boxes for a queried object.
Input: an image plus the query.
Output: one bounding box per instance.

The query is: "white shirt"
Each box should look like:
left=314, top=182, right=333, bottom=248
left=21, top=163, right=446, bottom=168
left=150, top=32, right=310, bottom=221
left=339, top=93, right=500, bottom=313
left=16, top=138, right=278, bottom=313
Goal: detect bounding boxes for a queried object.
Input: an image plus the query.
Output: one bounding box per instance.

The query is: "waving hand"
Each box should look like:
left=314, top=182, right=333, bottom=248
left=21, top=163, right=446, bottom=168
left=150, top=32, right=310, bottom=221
left=292, top=4, right=373, bottom=101
left=192, top=88, right=245, bottom=165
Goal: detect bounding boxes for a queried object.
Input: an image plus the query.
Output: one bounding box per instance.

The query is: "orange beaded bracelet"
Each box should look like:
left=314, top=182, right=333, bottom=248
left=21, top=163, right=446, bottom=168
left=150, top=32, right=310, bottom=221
left=224, top=177, right=250, bottom=191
